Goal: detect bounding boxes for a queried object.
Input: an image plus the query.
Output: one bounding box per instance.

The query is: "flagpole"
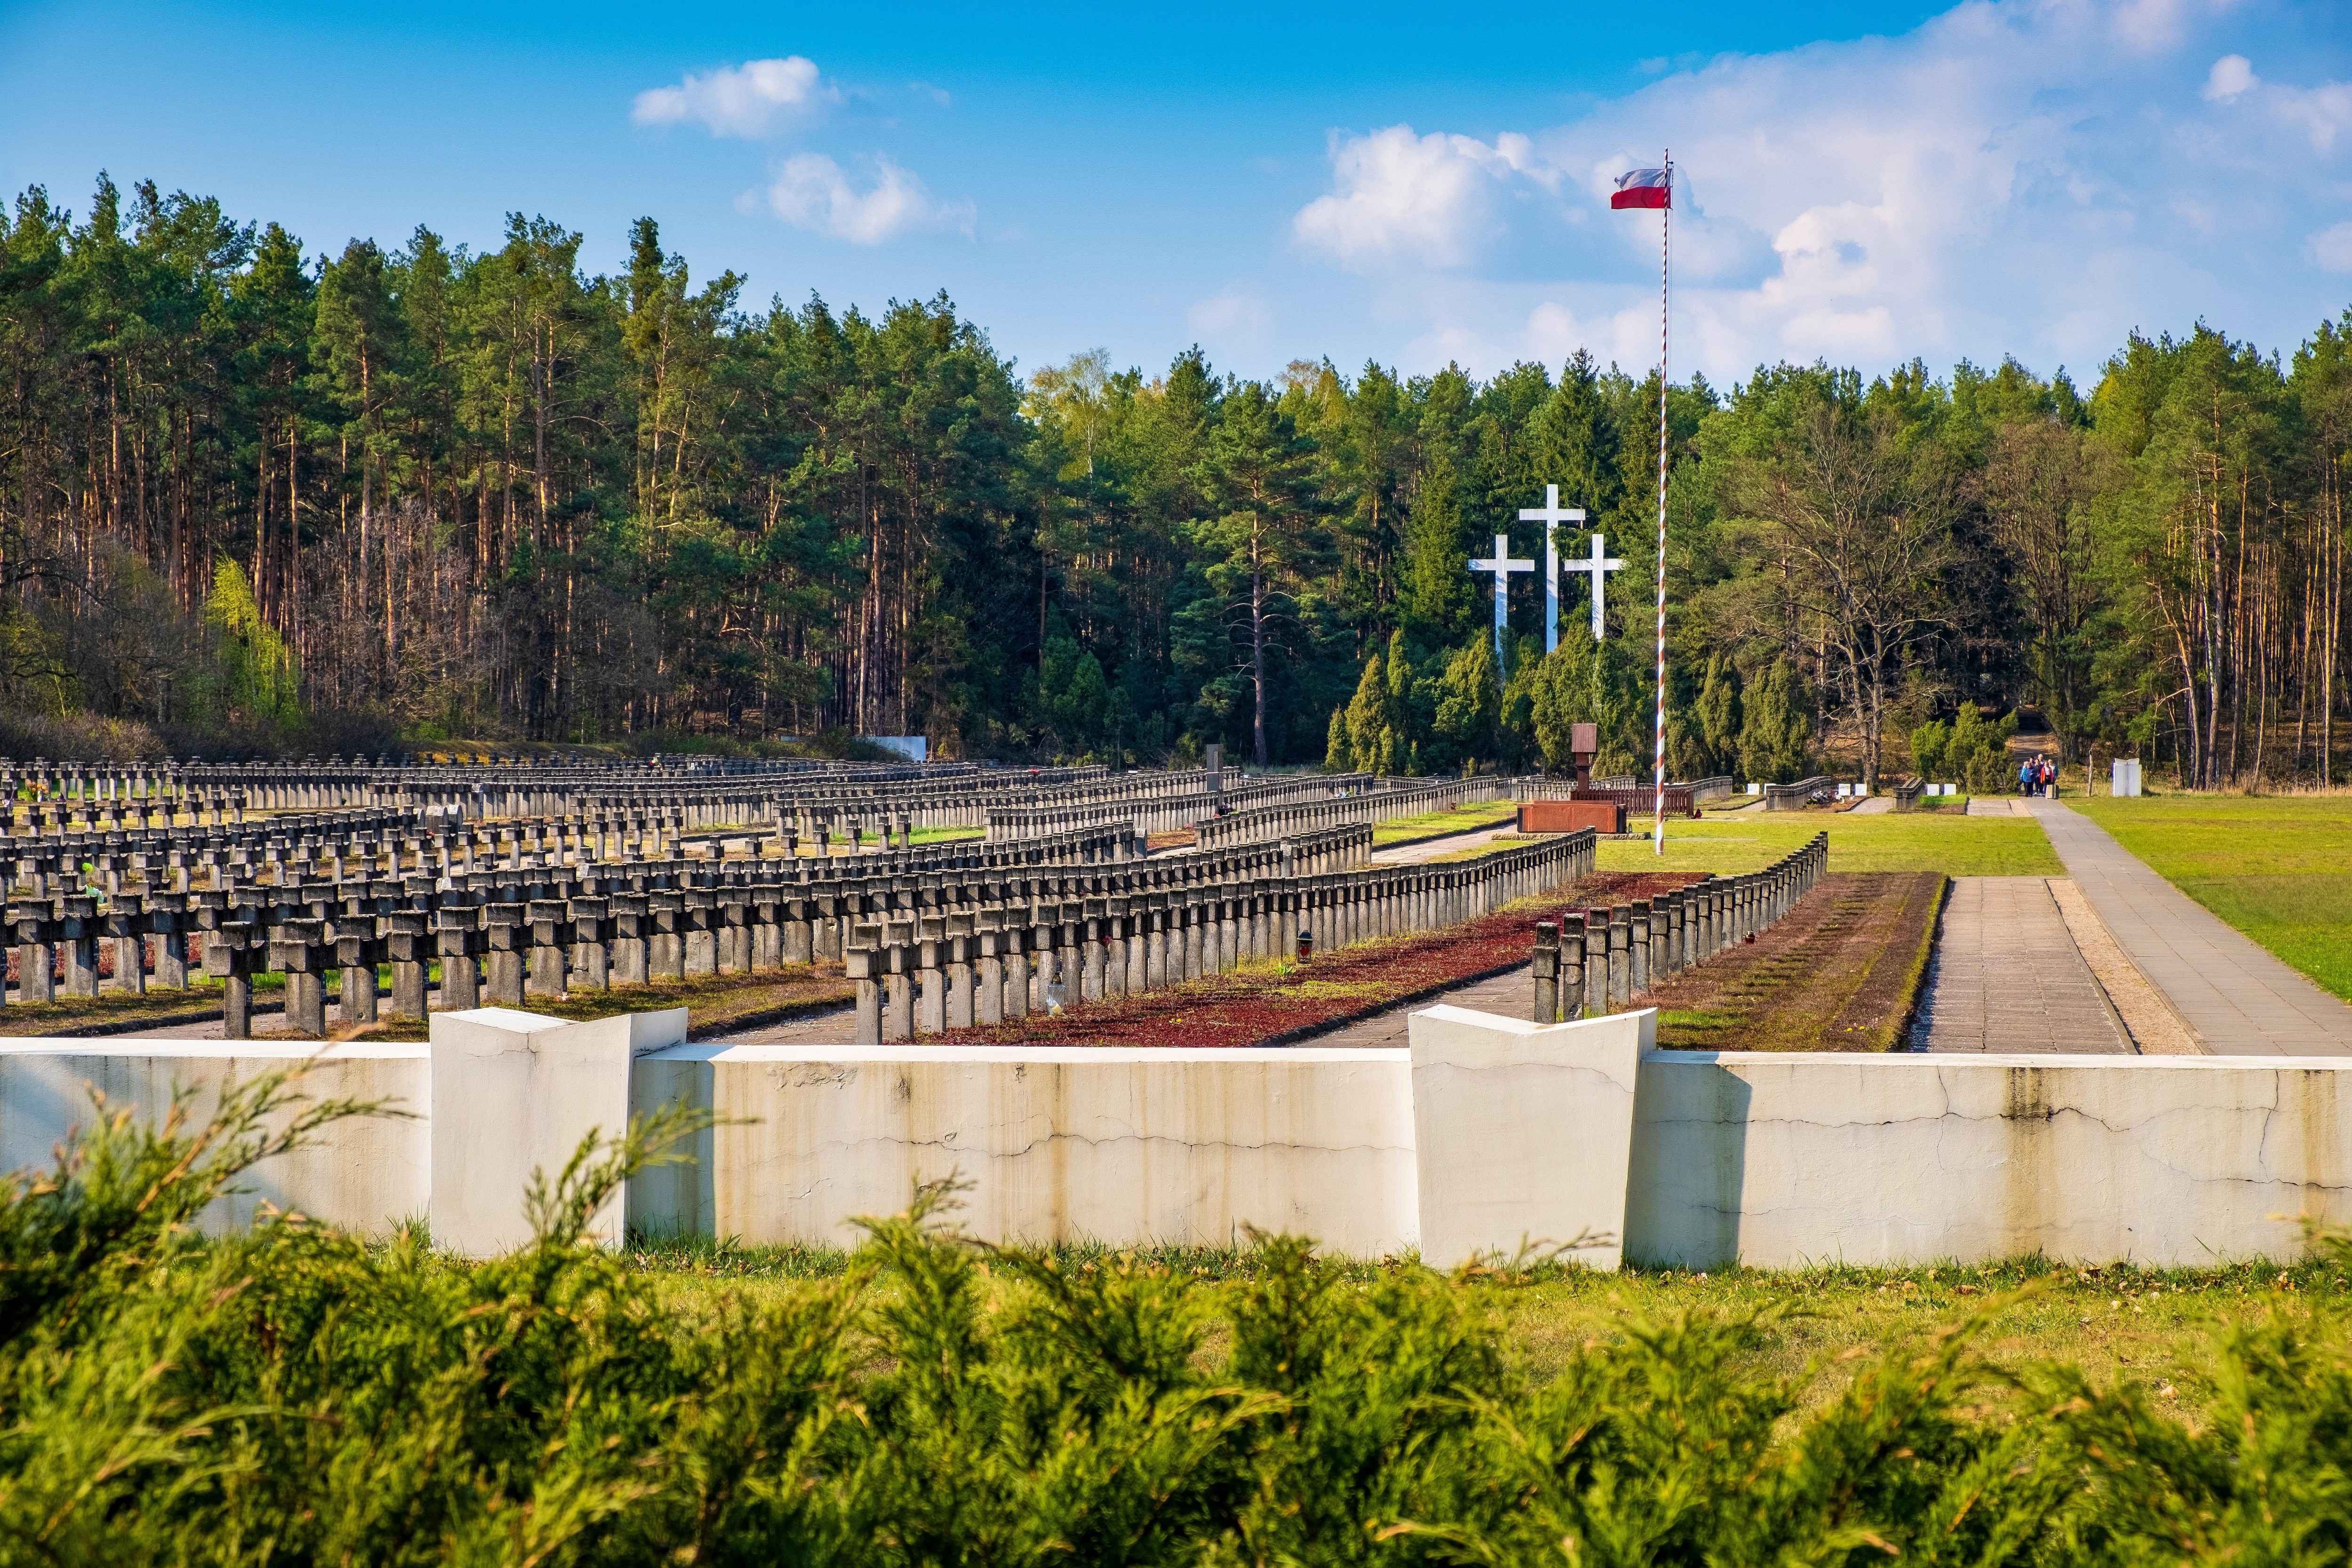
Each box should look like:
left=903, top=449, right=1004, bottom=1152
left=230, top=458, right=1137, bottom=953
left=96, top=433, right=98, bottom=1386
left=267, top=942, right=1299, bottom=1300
left=1652, top=150, right=1671, bottom=856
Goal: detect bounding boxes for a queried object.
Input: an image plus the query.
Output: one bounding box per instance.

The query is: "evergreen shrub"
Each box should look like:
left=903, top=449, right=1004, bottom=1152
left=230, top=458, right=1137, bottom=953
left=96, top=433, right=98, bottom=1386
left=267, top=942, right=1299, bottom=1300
left=8, top=1079, right=2352, bottom=1562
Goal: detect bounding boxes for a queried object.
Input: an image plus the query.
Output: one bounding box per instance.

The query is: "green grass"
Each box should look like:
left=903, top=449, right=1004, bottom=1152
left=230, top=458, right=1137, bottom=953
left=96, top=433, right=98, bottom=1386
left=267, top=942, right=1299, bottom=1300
left=25, top=1090, right=2352, bottom=1559
left=2073, top=795, right=2352, bottom=1002
left=1597, top=809, right=2062, bottom=877
left=625, top=1232, right=2341, bottom=1425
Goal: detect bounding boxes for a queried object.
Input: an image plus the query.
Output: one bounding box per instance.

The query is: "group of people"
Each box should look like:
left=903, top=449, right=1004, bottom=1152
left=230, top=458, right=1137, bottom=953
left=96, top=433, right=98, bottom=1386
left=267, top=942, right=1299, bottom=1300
left=2018, top=755, right=2058, bottom=797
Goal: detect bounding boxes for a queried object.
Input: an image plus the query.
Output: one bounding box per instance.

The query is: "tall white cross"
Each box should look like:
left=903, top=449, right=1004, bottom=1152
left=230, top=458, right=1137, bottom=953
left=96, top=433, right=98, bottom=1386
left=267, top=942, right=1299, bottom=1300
left=1563, top=533, right=1626, bottom=641
left=1518, top=484, right=1588, bottom=652
left=1467, top=533, right=1534, bottom=669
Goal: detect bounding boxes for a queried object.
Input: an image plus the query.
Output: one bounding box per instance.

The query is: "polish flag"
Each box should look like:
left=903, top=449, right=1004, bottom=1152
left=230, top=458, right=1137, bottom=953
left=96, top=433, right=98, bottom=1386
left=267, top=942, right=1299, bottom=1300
left=1611, top=167, right=1671, bottom=209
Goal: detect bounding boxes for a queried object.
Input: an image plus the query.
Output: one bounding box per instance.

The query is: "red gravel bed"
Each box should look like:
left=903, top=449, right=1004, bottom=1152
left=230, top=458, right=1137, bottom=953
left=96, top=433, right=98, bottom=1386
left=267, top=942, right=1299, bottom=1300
left=938, top=869, right=1703, bottom=1048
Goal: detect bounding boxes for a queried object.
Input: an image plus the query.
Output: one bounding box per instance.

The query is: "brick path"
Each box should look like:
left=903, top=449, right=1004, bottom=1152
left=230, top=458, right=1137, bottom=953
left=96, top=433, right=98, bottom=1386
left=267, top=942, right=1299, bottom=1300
left=2025, top=798, right=2352, bottom=1056
left=1914, top=877, right=2129, bottom=1053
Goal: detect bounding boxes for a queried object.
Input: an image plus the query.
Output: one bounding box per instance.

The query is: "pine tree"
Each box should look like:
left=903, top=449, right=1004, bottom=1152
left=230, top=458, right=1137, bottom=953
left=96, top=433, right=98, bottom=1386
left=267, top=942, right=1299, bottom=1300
left=1433, top=639, right=1500, bottom=761
left=1738, top=659, right=1812, bottom=783
left=1909, top=718, right=1951, bottom=781
left=1403, top=452, right=1472, bottom=641
left=1696, top=656, right=1743, bottom=778
left=1344, top=654, right=1387, bottom=774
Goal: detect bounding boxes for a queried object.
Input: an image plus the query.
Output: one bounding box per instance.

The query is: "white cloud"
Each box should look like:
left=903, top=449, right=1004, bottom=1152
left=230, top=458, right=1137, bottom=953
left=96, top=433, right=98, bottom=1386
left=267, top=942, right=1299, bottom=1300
left=634, top=56, right=832, bottom=137
left=2268, top=78, right=2352, bottom=152
left=2195, top=52, right=2352, bottom=151
left=762, top=154, right=975, bottom=244
left=1288, top=0, right=2352, bottom=383
left=1291, top=126, right=1557, bottom=271
left=2312, top=221, right=2352, bottom=273
left=1186, top=289, right=1273, bottom=350
left=2203, top=54, right=2257, bottom=101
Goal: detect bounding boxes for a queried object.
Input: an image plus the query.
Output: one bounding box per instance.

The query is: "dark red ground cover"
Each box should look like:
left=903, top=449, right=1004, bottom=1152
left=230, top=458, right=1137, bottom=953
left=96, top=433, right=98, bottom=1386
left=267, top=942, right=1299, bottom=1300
left=942, top=869, right=1703, bottom=1047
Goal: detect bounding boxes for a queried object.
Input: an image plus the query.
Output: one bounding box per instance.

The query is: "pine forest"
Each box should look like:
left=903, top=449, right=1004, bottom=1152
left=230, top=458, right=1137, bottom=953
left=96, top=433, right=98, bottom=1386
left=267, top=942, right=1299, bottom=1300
left=4, top=174, right=2351, bottom=789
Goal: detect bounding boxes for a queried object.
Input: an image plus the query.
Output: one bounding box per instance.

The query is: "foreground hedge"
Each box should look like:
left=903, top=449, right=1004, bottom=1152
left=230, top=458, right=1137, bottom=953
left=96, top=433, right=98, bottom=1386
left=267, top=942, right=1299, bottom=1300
left=1, top=1077, right=2349, bottom=1564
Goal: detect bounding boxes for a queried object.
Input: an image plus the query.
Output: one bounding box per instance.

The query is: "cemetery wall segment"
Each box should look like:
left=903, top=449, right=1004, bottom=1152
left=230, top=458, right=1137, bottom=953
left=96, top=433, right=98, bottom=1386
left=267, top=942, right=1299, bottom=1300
left=12, top=1005, right=2352, bottom=1268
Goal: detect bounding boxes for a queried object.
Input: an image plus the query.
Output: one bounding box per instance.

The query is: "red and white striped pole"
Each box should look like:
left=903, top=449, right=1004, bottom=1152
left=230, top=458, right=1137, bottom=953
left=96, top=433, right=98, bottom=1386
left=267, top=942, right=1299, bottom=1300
left=1652, top=151, right=1671, bottom=855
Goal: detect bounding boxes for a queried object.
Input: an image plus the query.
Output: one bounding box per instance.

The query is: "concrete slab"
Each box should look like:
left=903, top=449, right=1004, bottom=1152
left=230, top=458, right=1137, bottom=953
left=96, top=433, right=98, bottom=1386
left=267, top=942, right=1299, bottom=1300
left=1915, top=877, right=2129, bottom=1054
left=2026, top=799, right=2352, bottom=1057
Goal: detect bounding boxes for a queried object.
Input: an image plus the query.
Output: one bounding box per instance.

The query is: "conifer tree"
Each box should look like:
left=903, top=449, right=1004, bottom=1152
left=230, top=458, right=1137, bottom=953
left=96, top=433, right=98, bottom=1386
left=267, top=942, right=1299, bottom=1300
left=1403, top=452, right=1472, bottom=641
left=1344, top=654, right=1386, bottom=774
left=1738, top=659, right=1812, bottom=783
left=1696, top=656, right=1743, bottom=777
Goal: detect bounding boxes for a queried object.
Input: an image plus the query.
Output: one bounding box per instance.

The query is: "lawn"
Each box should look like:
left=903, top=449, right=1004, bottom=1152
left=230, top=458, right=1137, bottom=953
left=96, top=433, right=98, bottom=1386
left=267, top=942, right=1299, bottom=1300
left=2073, top=794, right=2352, bottom=1002
left=1597, top=808, right=2062, bottom=877
left=629, top=1234, right=2342, bottom=1429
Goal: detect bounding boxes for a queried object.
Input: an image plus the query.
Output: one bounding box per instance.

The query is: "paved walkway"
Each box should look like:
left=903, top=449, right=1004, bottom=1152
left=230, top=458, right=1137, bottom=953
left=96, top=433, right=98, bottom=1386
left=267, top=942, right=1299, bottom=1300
left=1305, top=962, right=1534, bottom=1047
left=1370, top=823, right=1518, bottom=865
left=716, top=1001, right=859, bottom=1045
left=1965, top=796, right=2030, bottom=817
left=1914, top=877, right=2128, bottom=1054
left=2026, top=798, right=2352, bottom=1056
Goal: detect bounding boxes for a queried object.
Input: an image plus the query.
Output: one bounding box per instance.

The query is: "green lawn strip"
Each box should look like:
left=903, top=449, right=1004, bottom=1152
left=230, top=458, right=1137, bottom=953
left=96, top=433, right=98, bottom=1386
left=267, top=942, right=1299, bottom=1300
left=1369, top=801, right=1521, bottom=847
left=340, top=968, right=853, bottom=1044
left=2, top=985, right=238, bottom=1035
left=628, top=1238, right=2342, bottom=1426
left=1599, top=810, right=2061, bottom=877
left=2072, top=796, right=2352, bottom=1002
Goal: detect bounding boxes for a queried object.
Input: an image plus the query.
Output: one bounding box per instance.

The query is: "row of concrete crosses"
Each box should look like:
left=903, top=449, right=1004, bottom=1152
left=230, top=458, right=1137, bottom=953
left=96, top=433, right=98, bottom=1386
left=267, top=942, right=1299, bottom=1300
left=1468, top=485, right=1623, bottom=665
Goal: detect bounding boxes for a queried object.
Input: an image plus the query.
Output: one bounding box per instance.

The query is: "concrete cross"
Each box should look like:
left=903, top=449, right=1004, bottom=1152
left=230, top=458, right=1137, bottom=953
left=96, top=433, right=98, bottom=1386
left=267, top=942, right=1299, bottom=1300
left=1562, top=533, right=1626, bottom=640
left=1518, top=484, right=1588, bottom=652
left=1468, top=533, right=1535, bottom=669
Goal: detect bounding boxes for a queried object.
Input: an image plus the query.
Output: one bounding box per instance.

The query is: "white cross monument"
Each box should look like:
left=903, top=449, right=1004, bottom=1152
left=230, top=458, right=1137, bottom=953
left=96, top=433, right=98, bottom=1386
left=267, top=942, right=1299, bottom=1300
left=1563, top=533, right=1625, bottom=641
left=1468, top=533, right=1534, bottom=668
left=1518, top=484, right=1588, bottom=652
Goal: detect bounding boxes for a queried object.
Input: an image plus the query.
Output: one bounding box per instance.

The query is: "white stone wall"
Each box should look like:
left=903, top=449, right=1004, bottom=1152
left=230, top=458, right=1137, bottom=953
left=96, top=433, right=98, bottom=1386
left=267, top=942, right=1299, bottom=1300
left=10, top=1008, right=2352, bottom=1267
left=628, top=1043, right=1419, bottom=1255
left=0, top=1038, right=430, bottom=1233
left=1627, top=1051, right=2352, bottom=1267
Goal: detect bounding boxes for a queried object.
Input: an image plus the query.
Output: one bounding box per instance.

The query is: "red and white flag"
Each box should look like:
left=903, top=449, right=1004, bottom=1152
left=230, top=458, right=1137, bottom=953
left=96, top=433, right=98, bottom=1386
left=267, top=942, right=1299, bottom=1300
left=1611, top=167, right=1671, bottom=209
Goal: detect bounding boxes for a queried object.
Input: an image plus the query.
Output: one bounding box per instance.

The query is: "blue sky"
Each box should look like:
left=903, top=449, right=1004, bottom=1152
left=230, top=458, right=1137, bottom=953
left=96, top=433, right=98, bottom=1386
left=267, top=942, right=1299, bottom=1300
left=4, top=0, right=2349, bottom=389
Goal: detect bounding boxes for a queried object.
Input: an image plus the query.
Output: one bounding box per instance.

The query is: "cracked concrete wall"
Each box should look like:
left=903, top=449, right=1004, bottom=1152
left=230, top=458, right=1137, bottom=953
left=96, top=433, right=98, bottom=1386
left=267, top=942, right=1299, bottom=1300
left=628, top=1043, right=1421, bottom=1254
left=18, top=1012, right=2350, bottom=1267
left=1627, top=1052, right=2352, bottom=1267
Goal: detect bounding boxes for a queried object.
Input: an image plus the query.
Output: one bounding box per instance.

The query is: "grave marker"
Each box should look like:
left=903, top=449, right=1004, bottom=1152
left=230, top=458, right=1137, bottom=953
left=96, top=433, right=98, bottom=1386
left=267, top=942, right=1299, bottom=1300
left=1518, top=484, right=1588, bottom=652
left=1468, top=533, right=1535, bottom=669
